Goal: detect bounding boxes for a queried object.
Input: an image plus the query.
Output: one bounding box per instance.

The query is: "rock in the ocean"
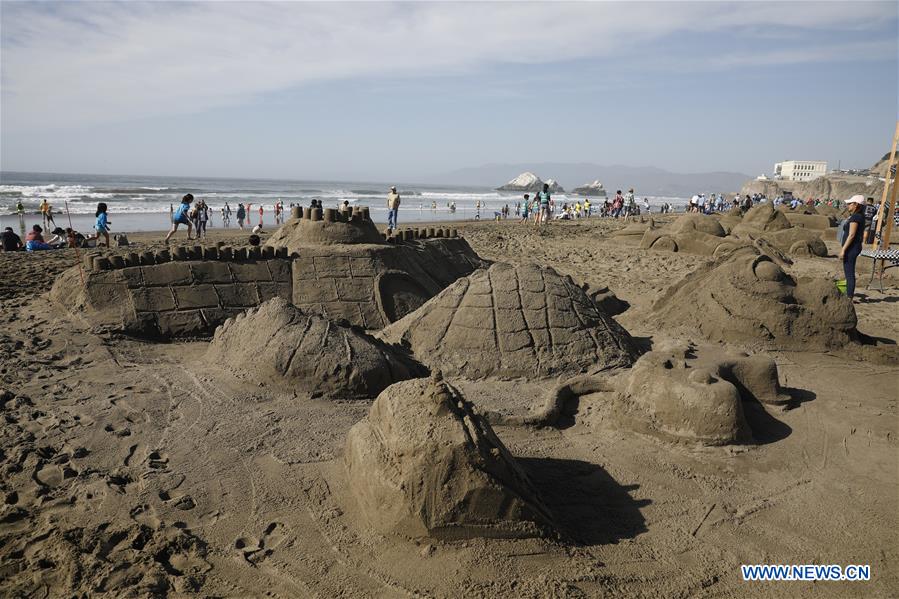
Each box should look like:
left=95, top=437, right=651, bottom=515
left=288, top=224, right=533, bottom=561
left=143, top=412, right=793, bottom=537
left=571, top=179, right=608, bottom=197
left=496, top=172, right=563, bottom=193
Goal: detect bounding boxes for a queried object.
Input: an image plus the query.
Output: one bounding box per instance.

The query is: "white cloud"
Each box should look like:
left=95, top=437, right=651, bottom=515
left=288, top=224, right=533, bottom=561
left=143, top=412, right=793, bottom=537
left=1, top=1, right=894, bottom=129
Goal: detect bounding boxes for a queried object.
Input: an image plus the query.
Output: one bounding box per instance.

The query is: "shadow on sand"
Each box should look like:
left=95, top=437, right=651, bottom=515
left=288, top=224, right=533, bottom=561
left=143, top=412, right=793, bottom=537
left=520, top=457, right=649, bottom=546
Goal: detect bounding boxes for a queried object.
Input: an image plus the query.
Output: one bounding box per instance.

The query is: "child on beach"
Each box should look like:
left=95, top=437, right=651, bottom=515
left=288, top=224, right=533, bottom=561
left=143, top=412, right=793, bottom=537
left=165, top=194, right=194, bottom=243
left=94, top=203, right=110, bottom=247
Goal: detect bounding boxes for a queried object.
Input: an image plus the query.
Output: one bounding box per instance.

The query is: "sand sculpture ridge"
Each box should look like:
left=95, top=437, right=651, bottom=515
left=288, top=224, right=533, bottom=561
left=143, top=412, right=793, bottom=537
left=206, top=298, right=425, bottom=399
left=652, top=252, right=857, bottom=349
left=265, top=205, right=384, bottom=248
left=378, top=262, right=638, bottom=380
left=344, top=376, right=554, bottom=539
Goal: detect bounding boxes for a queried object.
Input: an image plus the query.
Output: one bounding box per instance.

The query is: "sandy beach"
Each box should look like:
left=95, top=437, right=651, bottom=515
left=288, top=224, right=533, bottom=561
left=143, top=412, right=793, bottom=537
left=0, top=210, right=896, bottom=598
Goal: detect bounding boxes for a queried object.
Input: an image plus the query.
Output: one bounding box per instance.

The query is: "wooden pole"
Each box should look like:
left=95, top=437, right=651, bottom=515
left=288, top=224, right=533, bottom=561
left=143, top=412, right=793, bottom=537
left=870, top=120, right=899, bottom=250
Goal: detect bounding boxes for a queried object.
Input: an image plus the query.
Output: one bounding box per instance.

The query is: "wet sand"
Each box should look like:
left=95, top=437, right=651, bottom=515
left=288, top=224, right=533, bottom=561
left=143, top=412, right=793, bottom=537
left=1, top=217, right=896, bottom=597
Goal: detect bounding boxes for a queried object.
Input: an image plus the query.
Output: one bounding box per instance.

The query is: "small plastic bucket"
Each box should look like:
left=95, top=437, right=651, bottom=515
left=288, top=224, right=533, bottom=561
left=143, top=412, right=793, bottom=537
left=835, top=279, right=847, bottom=295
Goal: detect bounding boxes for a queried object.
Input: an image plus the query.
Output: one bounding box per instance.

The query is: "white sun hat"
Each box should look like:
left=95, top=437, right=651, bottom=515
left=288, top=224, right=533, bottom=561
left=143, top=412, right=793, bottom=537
left=846, top=194, right=865, bottom=205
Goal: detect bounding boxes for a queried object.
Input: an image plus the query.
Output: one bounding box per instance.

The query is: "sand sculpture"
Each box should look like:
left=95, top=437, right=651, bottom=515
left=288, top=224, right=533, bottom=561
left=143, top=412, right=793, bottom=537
left=51, top=208, right=487, bottom=337
left=612, top=342, right=790, bottom=445
left=344, top=375, right=554, bottom=539
left=640, top=207, right=827, bottom=258
left=652, top=251, right=857, bottom=349
left=378, top=262, right=638, bottom=380
left=206, top=298, right=425, bottom=399
left=492, top=342, right=789, bottom=446
left=50, top=245, right=293, bottom=338
left=265, top=207, right=488, bottom=330
left=639, top=214, right=743, bottom=255
left=729, top=204, right=828, bottom=256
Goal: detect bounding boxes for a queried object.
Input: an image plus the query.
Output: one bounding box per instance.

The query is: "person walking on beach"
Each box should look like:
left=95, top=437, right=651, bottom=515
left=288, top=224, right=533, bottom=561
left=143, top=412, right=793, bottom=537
left=236, top=203, right=245, bottom=229
left=40, top=199, right=50, bottom=229
left=94, top=202, right=110, bottom=247
left=258, top=204, right=264, bottom=227
left=165, top=194, right=194, bottom=242
left=520, top=194, right=530, bottom=223
left=387, top=186, right=401, bottom=232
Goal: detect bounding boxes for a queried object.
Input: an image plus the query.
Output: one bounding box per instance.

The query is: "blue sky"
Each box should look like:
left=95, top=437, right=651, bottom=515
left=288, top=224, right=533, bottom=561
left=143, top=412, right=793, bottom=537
left=1, top=1, right=896, bottom=182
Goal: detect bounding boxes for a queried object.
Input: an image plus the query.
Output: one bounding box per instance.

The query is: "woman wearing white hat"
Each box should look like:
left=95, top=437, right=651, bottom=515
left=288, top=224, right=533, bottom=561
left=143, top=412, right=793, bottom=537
left=839, top=195, right=867, bottom=298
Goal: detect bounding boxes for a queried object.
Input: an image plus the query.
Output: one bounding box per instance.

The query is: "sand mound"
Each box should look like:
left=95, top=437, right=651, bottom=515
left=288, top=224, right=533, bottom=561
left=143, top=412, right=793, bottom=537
left=378, top=262, right=638, bottom=380
left=265, top=208, right=383, bottom=249
left=652, top=252, right=857, bottom=349
left=613, top=342, right=790, bottom=445
left=731, top=203, right=792, bottom=234
left=668, top=214, right=726, bottom=237
left=344, top=376, right=554, bottom=539
left=206, top=298, right=425, bottom=399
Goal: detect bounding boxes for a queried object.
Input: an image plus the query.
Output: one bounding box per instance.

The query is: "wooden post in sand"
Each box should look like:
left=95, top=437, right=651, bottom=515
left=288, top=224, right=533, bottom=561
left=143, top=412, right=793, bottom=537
left=870, top=120, right=899, bottom=250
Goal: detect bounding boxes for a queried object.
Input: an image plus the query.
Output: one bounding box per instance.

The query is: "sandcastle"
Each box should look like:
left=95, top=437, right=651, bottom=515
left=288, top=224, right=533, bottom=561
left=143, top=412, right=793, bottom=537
left=378, top=262, right=638, bottom=380
left=651, top=251, right=857, bottom=349
left=51, top=208, right=487, bottom=337
left=344, top=376, right=554, bottom=539
left=206, top=298, right=425, bottom=399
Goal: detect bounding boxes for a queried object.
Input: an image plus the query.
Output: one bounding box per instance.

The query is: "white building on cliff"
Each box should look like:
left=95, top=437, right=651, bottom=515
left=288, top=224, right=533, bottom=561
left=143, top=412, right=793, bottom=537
left=773, top=160, right=827, bottom=182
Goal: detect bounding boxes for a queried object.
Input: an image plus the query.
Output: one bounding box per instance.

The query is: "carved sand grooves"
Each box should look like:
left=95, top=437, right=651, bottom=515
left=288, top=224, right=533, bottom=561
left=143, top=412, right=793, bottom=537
left=206, top=298, right=426, bottom=399
left=378, top=262, right=638, bottom=380
left=344, top=376, right=555, bottom=540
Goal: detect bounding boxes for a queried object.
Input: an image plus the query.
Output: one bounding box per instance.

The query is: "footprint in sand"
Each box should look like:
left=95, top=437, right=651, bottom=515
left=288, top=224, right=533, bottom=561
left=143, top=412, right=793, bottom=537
left=146, top=450, right=169, bottom=471
left=234, top=522, right=288, bottom=564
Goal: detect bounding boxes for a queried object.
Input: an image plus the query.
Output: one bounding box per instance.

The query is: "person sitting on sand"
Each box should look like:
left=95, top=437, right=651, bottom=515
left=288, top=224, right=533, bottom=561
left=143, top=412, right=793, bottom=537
left=252, top=223, right=265, bottom=235
left=25, top=224, right=52, bottom=251
left=1, top=226, right=23, bottom=251
left=66, top=227, right=85, bottom=248
left=166, top=194, right=194, bottom=243
left=48, top=227, right=68, bottom=248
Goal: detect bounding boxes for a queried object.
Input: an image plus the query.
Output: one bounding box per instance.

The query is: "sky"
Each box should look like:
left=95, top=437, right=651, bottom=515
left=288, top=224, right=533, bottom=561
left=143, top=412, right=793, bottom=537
left=1, top=1, right=896, bottom=183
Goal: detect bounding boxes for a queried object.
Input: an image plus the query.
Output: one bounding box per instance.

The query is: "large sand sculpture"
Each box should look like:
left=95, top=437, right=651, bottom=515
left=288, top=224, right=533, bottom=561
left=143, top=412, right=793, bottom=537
left=265, top=207, right=488, bottom=329
left=344, top=375, right=554, bottom=539
left=206, top=298, right=425, bottom=399
left=652, top=251, right=857, bottom=349
left=51, top=208, right=487, bottom=337
left=378, top=262, right=638, bottom=380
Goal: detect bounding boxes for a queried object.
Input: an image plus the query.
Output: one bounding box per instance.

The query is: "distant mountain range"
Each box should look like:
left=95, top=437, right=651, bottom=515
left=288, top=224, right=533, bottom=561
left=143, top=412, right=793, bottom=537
left=426, top=162, right=752, bottom=197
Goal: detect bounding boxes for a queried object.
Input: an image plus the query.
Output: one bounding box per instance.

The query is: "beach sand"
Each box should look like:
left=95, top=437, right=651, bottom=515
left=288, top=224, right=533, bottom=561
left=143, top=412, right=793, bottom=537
left=1, top=217, right=896, bottom=597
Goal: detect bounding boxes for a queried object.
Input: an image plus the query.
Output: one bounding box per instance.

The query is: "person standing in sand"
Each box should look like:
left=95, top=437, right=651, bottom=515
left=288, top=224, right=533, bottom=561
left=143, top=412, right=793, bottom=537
left=387, top=186, right=401, bottom=232
left=236, top=203, right=245, bottom=229
left=536, top=183, right=551, bottom=226
left=520, top=194, right=530, bottom=223
left=839, top=195, right=866, bottom=300
left=165, top=193, right=194, bottom=242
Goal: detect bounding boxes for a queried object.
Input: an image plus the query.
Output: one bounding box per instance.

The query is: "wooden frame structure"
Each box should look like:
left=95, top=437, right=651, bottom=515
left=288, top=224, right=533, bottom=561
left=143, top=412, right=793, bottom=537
left=870, top=121, right=899, bottom=250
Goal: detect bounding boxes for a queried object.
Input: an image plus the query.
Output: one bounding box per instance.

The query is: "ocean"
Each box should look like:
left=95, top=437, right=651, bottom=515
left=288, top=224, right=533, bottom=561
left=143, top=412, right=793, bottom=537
left=0, top=171, right=688, bottom=234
